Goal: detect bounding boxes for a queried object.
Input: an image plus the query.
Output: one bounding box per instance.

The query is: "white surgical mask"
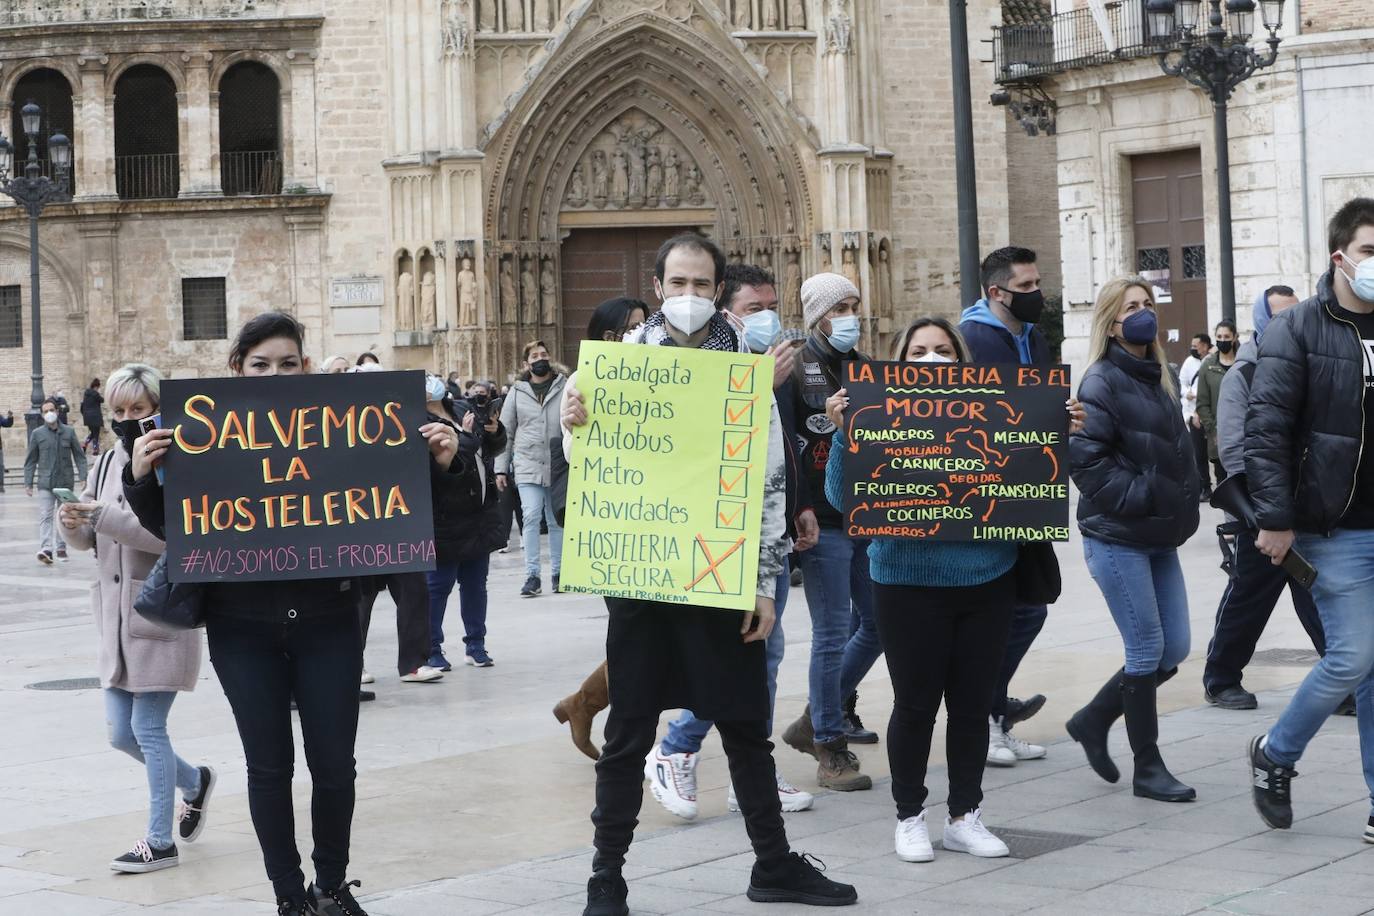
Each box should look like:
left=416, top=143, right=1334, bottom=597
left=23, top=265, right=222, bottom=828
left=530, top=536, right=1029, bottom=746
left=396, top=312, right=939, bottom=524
left=825, top=314, right=861, bottom=353
left=1336, top=251, right=1374, bottom=304
left=913, top=351, right=954, bottom=363
left=662, top=295, right=716, bottom=334
left=43, top=411, right=58, bottom=425
left=742, top=309, right=782, bottom=353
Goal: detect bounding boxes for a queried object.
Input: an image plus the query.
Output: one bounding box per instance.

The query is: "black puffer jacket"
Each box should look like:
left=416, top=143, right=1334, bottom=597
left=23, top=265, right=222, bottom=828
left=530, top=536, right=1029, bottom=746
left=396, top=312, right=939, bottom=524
left=1245, top=272, right=1365, bottom=533
left=431, top=403, right=507, bottom=563
left=1070, top=341, right=1200, bottom=548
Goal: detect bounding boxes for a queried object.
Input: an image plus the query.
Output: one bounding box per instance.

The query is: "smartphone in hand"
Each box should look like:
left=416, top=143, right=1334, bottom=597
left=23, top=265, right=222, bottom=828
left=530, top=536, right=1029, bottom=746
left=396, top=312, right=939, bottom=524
left=52, top=487, right=79, bottom=503
left=139, top=414, right=165, bottom=484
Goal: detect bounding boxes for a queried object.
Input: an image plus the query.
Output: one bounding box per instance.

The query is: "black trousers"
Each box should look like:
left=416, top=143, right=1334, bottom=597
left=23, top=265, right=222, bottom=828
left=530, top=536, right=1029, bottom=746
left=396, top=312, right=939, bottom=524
left=1190, top=423, right=1212, bottom=491
left=1204, top=530, right=1327, bottom=694
left=591, top=714, right=789, bottom=873
left=206, top=611, right=361, bottom=902
left=874, top=573, right=1016, bottom=819
left=357, top=573, right=432, bottom=675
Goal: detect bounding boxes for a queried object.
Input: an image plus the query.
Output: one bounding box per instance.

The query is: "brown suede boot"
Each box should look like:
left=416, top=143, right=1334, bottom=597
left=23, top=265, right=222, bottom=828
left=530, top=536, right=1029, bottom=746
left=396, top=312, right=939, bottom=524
left=815, top=737, right=872, bottom=791
left=553, top=660, right=609, bottom=761
left=781, top=705, right=818, bottom=760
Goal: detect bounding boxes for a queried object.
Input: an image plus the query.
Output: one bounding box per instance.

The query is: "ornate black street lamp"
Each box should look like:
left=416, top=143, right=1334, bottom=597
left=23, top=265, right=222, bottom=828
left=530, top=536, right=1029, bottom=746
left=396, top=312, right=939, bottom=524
left=1146, top=0, right=1285, bottom=324
left=0, top=101, right=73, bottom=433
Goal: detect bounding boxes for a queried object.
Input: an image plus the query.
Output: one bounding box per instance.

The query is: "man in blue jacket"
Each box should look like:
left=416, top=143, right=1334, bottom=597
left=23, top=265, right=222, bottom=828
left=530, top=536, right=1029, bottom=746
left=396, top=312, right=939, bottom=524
left=960, top=246, right=1051, bottom=768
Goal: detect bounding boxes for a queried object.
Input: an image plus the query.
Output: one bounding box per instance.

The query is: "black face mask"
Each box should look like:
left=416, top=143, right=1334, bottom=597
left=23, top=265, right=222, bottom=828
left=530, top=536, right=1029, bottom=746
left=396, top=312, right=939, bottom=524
left=111, top=418, right=141, bottom=454
left=1001, top=288, right=1045, bottom=324
left=1189, top=348, right=1201, bottom=360
left=530, top=359, right=551, bottom=378
left=471, top=392, right=490, bottom=407
left=1217, top=340, right=1234, bottom=355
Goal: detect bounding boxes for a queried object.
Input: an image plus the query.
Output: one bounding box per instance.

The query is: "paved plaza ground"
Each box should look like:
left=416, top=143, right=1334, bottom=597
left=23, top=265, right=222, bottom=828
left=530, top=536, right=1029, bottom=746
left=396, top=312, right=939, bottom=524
left=0, top=485, right=1370, bottom=915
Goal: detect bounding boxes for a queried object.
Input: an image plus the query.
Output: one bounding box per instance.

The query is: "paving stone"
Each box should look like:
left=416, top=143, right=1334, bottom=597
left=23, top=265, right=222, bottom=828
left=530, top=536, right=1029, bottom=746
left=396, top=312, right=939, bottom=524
left=1216, top=889, right=1373, bottom=916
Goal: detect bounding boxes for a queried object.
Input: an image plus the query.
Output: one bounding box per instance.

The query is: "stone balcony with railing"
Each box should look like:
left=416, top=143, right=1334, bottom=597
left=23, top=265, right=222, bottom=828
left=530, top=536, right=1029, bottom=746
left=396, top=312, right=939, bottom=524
left=992, top=0, right=1183, bottom=85
left=0, top=0, right=312, bottom=27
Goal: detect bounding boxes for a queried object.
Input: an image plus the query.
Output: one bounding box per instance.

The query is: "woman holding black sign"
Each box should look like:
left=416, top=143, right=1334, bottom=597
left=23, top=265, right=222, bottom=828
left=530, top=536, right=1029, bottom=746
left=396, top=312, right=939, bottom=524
left=824, top=317, right=1023, bottom=865
left=1067, top=277, right=1200, bottom=804
left=122, top=312, right=464, bottom=916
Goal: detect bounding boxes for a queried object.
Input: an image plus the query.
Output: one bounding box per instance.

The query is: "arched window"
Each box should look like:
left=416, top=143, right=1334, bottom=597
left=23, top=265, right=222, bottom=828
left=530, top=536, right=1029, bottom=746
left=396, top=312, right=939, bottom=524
left=218, top=62, right=281, bottom=196
left=114, top=64, right=180, bottom=200
left=10, top=68, right=75, bottom=194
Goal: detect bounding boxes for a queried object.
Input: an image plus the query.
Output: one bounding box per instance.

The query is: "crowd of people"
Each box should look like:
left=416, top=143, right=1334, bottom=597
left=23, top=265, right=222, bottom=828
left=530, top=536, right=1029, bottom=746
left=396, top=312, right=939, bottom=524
left=10, top=197, right=1374, bottom=916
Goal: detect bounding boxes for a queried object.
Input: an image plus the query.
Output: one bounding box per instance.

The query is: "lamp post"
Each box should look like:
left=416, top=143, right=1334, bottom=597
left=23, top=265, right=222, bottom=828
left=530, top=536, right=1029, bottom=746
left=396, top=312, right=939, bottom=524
left=1145, top=0, right=1284, bottom=325
left=949, top=0, right=981, bottom=308
left=0, top=101, right=73, bottom=435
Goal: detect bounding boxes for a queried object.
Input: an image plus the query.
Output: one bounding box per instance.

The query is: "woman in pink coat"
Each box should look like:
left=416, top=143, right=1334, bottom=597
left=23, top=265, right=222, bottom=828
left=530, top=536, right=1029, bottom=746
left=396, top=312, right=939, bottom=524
left=60, top=363, right=215, bottom=875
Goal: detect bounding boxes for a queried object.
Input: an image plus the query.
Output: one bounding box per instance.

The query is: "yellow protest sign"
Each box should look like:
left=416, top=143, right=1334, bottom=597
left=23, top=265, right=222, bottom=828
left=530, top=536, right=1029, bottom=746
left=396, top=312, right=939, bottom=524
left=559, top=341, right=774, bottom=611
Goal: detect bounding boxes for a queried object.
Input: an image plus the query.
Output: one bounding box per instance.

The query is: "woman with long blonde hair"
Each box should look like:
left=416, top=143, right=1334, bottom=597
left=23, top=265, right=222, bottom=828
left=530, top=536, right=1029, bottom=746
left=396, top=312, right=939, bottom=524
left=1066, top=277, right=1200, bottom=803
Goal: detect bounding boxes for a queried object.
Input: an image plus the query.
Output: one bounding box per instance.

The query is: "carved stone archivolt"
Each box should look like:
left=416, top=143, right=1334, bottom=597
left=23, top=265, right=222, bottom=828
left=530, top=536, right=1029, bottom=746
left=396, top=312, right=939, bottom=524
left=561, top=109, right=713, bottom=212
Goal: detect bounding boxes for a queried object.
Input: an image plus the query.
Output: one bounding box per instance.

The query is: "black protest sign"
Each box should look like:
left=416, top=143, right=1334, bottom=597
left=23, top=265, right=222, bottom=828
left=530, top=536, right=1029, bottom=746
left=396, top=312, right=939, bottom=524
left=839, top=360, right=1070, bottom=542
left=160, top=371, right=437, bottom=582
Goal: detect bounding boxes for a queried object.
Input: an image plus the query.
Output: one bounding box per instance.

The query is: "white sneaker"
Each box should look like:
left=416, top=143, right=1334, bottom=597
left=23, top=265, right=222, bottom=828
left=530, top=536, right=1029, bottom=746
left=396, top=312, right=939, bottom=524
left=400, top=666, right=443, bottom=683
left=987, top=717, right=1017, bottom=767
left=360, top=670, right=375, bottom=685
left=895, top=812, right=935, bottom=862
left=1003, top=729, right=1047, bottom=761
left=942, top=808, right=1009, bottom=858
left=727, top=774, right=815, bottom=813
left=645, top=744, right=698, bottom=820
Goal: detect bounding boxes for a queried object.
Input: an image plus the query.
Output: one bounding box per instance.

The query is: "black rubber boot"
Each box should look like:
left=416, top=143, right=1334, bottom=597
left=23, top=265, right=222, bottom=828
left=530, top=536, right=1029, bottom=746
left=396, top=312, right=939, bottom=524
left=1065, top=668, right=1125, bottom=784
left=1121, top=672, right=1196, bottom=802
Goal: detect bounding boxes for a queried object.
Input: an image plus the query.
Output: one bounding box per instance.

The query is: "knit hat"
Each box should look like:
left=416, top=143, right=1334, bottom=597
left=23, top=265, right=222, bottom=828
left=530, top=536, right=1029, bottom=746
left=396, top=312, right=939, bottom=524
left=802, top=272, right=861, bottom=329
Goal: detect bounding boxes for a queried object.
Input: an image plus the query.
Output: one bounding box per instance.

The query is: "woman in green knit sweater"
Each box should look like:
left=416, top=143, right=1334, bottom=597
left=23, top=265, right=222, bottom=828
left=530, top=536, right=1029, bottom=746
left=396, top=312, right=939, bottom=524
left=824, top=317, right=1079, bottom=866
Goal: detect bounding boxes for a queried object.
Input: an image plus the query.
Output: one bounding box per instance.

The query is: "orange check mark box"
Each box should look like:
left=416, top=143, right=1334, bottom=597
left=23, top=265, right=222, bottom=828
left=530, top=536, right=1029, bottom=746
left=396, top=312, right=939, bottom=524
left=724, top=397, right=755, bottom=427
left=722, top=428, right=755, bottom=462
left=728, top=362, right=758, bottom=394
left=715, top=500, right=746, bottom=530
left=719, top=465, right=749, bottom=498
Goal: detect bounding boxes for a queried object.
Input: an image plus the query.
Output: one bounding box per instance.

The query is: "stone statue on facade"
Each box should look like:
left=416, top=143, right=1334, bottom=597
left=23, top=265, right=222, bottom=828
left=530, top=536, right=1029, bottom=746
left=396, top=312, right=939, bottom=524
left=783, top=249, right=802, bottom=316
left=626, top=144, right=646, bottom=208
left=787, top=0, right=805, bottom=29
left=458, top=257, right=477, bottom=326
left=879, top=245, right=893, bottom=318
left=841, top=246, right=862, bottom=295
left=420, top=270, right=437, bottom=328
left=478, top=0, right=496, bottom=31
left=646, top=148, right=663, bottom=206
left=396, top=268, right=415, bottom=330
left=540, top=259, right=557, bottom=326
left=783, top=198, right=796, bottom=234
left=733, top=0, right=751, bottom=30
left=590, top=151, right=609, bottom=208
left=763, top=0, right=779, bottom=29
left=500, top=258, right=517, bottom=321
left=534, top=0, right=554, bottom=31
left=663, top=147, right=681, bottom=206
left=684, top=164, right=705, bottom=206
left=826, top=0, right=852, bottom=53
left=520, top=258, right=538, bottom=324
left=567, top=163, right=588, bottom=207
left=610, top=150, right=629, bottom=207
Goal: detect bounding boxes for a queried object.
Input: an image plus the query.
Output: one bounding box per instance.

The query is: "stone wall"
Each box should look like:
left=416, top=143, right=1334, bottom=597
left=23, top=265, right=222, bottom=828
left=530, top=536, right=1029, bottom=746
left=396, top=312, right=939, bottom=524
left=1298, top=0, right=1368, bottom=34
left=1005, top=112, right=1063, bottom=294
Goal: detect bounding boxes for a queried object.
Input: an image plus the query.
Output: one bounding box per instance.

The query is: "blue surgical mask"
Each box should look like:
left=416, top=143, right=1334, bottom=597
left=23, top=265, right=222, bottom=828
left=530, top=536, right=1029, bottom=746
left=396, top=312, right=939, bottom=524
left=1120, top=309, right=1158, bottom=345
left=1337, top=251, right=1374, bottom=304
left=743, top=309, right=782, bottom=353
left=825, top=315, right=861, bottom=353
left=425, top=375, right=448, bottom=402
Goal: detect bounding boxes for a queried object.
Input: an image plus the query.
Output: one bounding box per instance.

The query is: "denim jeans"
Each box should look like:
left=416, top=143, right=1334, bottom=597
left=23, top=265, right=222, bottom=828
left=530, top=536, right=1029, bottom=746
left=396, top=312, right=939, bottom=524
left=517, top=482, right=562, bottom=579
left=104, top=688, right=201, bottom=849
left=1265, top=529, right=1374, bottom=812
left=427, top=553, right=491, bottom=653
left=1082, top=536, right=1190, bottom=677
left=991, top=603, right=1049, bottom=721
left=800, top=528, right=883, bottom=744
left=37, top=488, right=66, bottom=555
left=661, top=567, right=790, bottom=755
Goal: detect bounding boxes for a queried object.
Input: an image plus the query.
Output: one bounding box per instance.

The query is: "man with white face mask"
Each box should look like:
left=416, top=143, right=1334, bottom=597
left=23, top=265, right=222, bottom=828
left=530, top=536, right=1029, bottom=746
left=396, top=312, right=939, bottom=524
left=777, top=272, right=885, bottom=793
left=1246, top=196, right=1374, bottom=842
left=24, top=397, right=87, bottom=564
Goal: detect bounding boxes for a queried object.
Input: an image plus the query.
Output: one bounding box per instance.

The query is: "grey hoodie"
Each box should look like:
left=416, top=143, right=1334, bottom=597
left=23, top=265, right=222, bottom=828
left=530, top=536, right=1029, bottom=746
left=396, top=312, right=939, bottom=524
left=1215, top=338, right=1257, bottom=477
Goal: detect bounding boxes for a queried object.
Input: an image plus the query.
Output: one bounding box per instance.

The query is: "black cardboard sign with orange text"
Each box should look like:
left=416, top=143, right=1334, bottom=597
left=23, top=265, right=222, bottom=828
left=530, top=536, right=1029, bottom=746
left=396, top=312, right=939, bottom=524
left=839, top=360, right=1071, bottom=542
left=160, top=372, right=436, bottom=582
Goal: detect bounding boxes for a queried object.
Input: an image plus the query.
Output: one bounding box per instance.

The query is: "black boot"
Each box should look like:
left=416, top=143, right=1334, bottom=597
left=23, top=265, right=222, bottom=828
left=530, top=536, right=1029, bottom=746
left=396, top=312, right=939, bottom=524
left=842, top=690, right=879, bottom=744
left=583, top=871, right=629, bottom=916
left=1065, top=668, right=1125, bottom=784
left=1121, top=673, right=1196, bottom=802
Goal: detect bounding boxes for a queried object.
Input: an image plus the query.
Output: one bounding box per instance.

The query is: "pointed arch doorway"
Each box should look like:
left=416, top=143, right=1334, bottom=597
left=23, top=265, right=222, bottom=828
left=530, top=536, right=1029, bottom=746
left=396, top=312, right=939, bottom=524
left=558, top=224, right=694, bottom=367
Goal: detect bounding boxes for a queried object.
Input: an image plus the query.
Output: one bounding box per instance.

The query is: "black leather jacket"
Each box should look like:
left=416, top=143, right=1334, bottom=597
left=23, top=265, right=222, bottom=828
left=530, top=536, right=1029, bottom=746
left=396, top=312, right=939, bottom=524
left=1070, top=341, right=1200, bottom=548
left=1245, top=272, right=1367, bottom=534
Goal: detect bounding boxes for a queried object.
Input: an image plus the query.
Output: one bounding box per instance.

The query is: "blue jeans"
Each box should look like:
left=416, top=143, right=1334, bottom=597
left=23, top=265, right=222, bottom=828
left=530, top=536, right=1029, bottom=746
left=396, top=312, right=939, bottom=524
left=1265, top=529, right=1374, bottom=812
left=800, top=528, right=883, bottom=744
left=1082, top=536, right=1190, bottom=677
left=517, top=482, right=562, bottom=579
left=661, top=567, right=791, bottom=754
left=104, top=688, right=201, bottom=849
left=992, top=603, right=1049, bottom=722
left=427, top=553, right=491, bottom=652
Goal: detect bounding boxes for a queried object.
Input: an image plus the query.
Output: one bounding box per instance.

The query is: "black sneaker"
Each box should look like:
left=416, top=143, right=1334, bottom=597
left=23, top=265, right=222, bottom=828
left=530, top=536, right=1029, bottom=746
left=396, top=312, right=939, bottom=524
left=842, top=691, right=879, bottom=744
left=747, top=852, right=858, bottom=906
left=277, top=900, right=310, bottom=916
left=1004, top=694, right=1047, bottom=728
left=178, top=765, right=217, bottom=843
left=109, top=839, right=178, bottom=873
left=309, top=879, right=369, bottom=916
left=1206, top=685, right=1258, bottom=710
left=1249, top=735, right=1296, bottom=829
left=553, top=573, right=561, bottom=594
left=1364, top=815, right=1373, bottom=844
left=520, top=575, right=541, bottom=598
left=583, top=871, right=629, bottom=916
left=358, top=689, right=376, bottom=703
